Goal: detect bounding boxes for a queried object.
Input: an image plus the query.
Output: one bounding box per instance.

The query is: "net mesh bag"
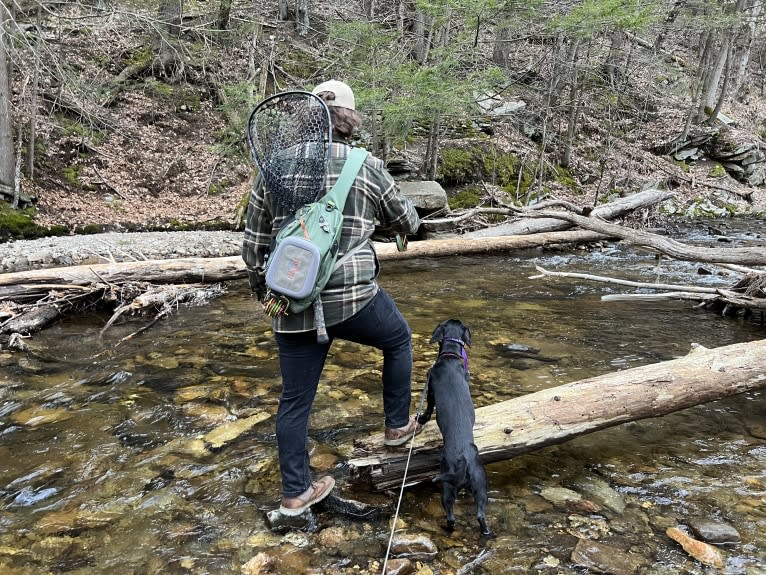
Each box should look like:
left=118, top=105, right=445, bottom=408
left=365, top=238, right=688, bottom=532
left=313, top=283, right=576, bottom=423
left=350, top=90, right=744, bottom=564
left=247, top=91, right=332, bottom=213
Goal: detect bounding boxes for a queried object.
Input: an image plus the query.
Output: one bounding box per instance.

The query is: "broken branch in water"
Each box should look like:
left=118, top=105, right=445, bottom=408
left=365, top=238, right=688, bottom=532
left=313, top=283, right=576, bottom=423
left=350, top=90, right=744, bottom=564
left=530, top=266, right=766, bottom=317
left=529, top=265, right=719, bottom=293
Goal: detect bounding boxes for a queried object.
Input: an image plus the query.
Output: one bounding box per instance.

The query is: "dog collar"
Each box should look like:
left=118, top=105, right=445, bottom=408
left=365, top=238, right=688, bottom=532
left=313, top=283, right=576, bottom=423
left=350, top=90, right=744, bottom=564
left=440, top=337, right=469, bottom=371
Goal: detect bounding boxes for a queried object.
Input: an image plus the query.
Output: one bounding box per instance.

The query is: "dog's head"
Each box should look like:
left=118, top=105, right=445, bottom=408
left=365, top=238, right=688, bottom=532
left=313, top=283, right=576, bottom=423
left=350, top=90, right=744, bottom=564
left=430, top=319, right=471, bottom=347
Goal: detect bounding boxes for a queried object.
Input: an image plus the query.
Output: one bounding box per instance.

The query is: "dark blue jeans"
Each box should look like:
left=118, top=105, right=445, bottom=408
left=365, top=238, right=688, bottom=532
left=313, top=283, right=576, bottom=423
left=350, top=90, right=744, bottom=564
left=274, top=288, right=413, bottom=498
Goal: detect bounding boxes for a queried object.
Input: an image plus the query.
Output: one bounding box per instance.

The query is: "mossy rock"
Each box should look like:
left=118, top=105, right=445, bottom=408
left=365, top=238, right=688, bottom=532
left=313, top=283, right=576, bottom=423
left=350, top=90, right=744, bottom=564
left=0, top=201, right=69, bottom=241
left=448, top=187, right=482, bottom=209
left=438, top=142, right=536, bottom=204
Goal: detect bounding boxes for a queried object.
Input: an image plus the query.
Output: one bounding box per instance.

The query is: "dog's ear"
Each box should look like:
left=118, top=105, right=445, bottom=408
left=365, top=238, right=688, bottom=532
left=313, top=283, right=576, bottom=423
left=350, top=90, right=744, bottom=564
left=462, top=324, right=471, bottom=346
left=430, top=322, right=446, bottom=343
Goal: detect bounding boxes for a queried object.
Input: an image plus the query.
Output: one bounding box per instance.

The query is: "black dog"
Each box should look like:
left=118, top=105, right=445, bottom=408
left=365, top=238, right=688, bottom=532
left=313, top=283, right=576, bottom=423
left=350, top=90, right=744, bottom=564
left=418, top=319, right=491, bottom=536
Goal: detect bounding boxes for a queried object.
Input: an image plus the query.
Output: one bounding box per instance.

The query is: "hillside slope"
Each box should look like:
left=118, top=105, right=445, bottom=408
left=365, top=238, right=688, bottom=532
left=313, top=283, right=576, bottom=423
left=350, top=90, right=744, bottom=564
left=14, top=2, right=766, bottom=233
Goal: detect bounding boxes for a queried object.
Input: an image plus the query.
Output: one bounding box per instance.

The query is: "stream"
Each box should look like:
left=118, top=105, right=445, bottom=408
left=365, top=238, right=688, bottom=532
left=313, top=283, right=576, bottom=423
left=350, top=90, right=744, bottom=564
left=1, top=220, right=764, bottom=575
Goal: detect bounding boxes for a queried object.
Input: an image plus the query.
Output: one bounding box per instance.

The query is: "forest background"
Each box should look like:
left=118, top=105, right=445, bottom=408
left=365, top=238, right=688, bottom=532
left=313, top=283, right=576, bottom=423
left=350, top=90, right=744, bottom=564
left=1, top=0, right=766, bottom=239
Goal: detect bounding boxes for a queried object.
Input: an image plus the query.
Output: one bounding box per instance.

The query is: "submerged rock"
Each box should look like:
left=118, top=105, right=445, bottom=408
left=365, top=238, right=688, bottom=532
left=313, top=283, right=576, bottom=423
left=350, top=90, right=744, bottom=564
left=571, top=538, right=647, bottom=574
left=390, top=533, right=438, bottom=561
left=687, top=518, right=741, bottom=545
left=666, top=526, right=724, bottom=569
left=570, top=475, right=626, bottom=514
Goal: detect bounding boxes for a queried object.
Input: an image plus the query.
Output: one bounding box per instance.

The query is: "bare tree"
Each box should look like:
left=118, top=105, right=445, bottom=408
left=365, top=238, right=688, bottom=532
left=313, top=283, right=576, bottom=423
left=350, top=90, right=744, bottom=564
left=0, top=4, right=14, bottom=200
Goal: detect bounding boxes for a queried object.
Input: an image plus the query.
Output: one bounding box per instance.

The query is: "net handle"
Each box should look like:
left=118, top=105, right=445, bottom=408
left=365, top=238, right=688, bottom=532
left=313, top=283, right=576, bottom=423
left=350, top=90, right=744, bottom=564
left=246, top=90, right=333, bottom=172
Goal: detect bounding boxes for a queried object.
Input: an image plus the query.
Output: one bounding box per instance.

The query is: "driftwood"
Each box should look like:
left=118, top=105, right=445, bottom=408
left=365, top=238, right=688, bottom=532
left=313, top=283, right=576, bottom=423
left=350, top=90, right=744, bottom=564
left=348, top=339, right=766, bottom=491
left=465, top=188, right=673, bottom=238
left=527, top=209, right=766, bottom=266
left=531, top=266, right=766, bottom=315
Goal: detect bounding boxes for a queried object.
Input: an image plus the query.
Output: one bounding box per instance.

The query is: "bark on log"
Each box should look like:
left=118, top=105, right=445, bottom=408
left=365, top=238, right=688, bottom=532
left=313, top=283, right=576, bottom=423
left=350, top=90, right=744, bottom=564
left=0, top=230, right=606, bottom=302
left=348, top=339, right=766, bottom=491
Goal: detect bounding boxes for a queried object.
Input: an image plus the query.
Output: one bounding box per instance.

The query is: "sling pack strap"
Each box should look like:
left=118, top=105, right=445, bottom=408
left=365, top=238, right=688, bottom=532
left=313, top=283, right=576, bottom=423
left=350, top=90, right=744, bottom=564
left=325, top=146, right=369, bottom=206
left=313, top=146, right=368, bottom=344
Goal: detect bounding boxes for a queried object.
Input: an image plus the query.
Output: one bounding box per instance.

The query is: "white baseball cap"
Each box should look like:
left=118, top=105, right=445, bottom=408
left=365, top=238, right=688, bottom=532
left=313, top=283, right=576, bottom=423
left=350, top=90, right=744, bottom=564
left=312, top=80, right=356, bottom=111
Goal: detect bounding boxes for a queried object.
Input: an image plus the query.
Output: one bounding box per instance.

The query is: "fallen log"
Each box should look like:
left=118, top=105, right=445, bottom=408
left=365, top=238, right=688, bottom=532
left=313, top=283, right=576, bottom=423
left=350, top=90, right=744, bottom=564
left=0, top=230, right=606, bottom=302
left=348, top=339, right=766, bottom=491
left=465, top=188, right=673, bottom=238
left=527, top=209, right=766, bottom=266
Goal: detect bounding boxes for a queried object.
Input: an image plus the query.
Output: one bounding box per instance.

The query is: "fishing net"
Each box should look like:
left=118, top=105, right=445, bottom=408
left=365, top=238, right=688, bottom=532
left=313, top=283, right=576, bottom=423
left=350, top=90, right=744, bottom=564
left=247, top=91, right=332, bottom=213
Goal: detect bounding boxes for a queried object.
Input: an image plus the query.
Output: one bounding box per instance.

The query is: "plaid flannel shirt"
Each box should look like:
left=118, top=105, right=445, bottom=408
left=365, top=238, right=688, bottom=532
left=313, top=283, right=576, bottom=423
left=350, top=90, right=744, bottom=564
left=242, top=141, right=420, bottom=333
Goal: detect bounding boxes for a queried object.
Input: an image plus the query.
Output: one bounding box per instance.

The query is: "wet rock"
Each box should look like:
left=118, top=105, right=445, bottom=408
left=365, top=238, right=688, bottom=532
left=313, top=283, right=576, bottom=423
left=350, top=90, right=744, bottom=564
left=521, top=493, right=553, bottom=513
left=29, top=535, right=84, bottom=565
left=570, top=538, right=647, bottom=574
left=383, top=558, right=415, bottom=575
left=540, top=486, right=582, bottom=507
left=569, top=475, right=626, bottom=514
left=320, top=493, right=383, bottom=521
left=11, top=406, right=72, bottom=428
left=609, top=508, right=652, bottom=538
left=202, top=412, right=270, bottom=450
left=666, top=526, right=724, bottom=569
left=390, top=533, right=438, bottom=561
left=566, top=514, right=610, bottom=540
left=265, top=508, right=319, bottom=533
left=745, top=421, right=766, bottom=440
left=241, top=552, right=274, bottom=575
left=9, top=486, right=58, bottom=507
left=687, top=518, right=741, bottom=545
left=269, top=543, right=314, bottom=573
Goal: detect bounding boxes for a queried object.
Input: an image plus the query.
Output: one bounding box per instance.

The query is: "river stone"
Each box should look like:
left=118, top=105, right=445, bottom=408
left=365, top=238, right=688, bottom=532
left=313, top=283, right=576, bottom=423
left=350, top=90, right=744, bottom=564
left=570, top=475, right=627, bottom=514
left=570, top=538, right=647, bottom=574
left=382, top=558, right=415, bottom=575
left=241, top=552, right=273, bottom=575
left=202, top=412, right=270, bottom=449
left=390, top=533, right=438, bottom=561
left=746, top=421, right=766, bottom=440
left=11, top=406, right=72, bottom=428
left=687, top=518, right=741, bottom=544
left=540, top=486, right=582, bottom=507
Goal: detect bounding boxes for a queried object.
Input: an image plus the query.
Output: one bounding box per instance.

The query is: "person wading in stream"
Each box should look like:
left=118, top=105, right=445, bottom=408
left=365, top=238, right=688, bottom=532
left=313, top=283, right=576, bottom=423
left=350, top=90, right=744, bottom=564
left=242, top=80, right=423, bottom=516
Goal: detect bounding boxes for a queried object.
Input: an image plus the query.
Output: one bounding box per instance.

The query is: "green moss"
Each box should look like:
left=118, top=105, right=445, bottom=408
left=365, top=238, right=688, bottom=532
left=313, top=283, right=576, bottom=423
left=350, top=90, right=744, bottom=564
left=76, top=224, right=105, bottom=235
left=56, top=116, right=107, bottom=146
left=709, top=163, right=727, bottom=177
left=62, top=165, right=83, bottom=187
left=439, top=148, right=479, bottom=184
left=661, top=196, right=738, bottom=218
left=448, top=187, right=482, bottom=209
left=0, top=201, right=70, bottom=241
left=144, top=78, right=174, bottom=98
left=552, top=165, right=579, bottom=193
left=127, top=46, right=153, bottom=68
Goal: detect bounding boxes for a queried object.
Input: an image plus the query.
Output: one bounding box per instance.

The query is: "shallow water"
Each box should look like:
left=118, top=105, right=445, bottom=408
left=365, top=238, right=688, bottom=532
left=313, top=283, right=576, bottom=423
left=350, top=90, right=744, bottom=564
left=1, top=226, right=765, bottom=574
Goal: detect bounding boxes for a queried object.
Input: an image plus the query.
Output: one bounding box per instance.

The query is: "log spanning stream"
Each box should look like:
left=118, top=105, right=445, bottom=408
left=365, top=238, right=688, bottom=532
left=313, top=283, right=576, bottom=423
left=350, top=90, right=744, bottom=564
left=0, top=229, right=764, bottom=574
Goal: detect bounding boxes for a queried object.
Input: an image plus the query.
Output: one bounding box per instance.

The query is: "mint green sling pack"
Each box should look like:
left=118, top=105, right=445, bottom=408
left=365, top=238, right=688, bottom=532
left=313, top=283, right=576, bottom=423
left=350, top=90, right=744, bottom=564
left=264, top=147, right=369, bottom=321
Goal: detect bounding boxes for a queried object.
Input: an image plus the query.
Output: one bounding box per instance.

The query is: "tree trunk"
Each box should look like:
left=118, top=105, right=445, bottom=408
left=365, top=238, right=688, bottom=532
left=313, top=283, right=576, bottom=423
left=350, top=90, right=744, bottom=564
left=348, top=339, right=766, bottom=491
left=295, top=0, right=309, bottom=36
left=155, top=0, right=185, bottom=78
left=278, top=0, right=289, bottom=21
left=0, top=5, right=15, bottom=196
left=492, top=23, right=511, bottom=68
left=217, top=0, right=233, bottom=31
